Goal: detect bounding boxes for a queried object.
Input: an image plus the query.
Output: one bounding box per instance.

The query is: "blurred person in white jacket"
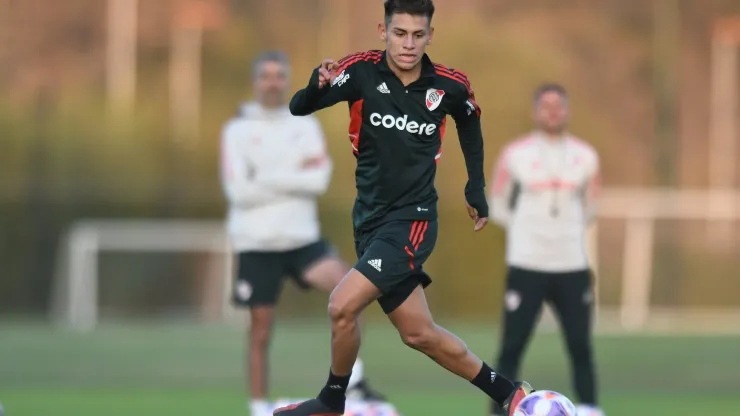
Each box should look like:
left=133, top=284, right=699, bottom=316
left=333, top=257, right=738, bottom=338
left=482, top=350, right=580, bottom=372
left=488, top=84, right=604, bottom=416
left=220, top=51, right=385, bottom=416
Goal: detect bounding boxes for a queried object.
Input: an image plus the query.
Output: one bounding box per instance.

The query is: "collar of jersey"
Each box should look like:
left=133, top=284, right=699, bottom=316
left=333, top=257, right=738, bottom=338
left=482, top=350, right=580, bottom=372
left=378, top=50, right=437, bottom=88
left=533, top=130, right=571, bottom=146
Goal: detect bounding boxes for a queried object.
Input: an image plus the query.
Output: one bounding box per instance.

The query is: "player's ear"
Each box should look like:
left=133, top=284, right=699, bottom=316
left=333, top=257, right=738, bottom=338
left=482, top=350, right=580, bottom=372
left=427, top=26, right=434, bottom=45
left=378, top=22, right=387, bottom=42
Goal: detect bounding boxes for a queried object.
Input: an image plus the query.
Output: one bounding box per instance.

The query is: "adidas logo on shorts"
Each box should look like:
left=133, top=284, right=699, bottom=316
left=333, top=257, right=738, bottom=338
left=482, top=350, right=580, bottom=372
left=368, top=259, right=382, bottom=271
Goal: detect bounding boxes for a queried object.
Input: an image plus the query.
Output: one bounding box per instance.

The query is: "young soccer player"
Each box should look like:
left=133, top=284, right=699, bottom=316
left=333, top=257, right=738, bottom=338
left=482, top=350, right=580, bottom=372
left=221, top=50, right=385, bottom=416
left=273, top=1, right=534, bottom=415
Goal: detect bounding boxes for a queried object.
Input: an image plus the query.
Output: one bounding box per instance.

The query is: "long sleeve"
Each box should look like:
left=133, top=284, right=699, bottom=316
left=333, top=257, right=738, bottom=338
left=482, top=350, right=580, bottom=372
left=289, top=55, right=362, bottom=116
left=220, top=122, right=285, bottom=208
left=583, top=154, right=601, bottom=224
left=451, top=82, right=488, bottom=217
left=489, top=148, right=515, bottom=227
left=256, top=117, right=333, bottom=196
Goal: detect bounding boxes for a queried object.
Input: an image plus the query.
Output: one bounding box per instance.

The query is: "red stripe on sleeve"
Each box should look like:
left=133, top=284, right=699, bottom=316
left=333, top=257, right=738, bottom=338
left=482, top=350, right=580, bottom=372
left=336, top=51, right=383, bottom=74
left=348, top=100, right=364, bottom=156
left=435, top=117, right=447, bottom=164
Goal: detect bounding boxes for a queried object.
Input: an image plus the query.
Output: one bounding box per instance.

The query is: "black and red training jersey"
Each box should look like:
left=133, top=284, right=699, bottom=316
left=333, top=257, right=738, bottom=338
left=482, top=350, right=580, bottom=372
left=290, top=50, right=488, bottom=231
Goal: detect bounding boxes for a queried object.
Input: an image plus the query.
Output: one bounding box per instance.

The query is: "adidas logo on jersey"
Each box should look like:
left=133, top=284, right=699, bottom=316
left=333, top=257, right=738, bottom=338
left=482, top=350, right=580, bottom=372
left=369, top=112, right=438, bottom=136
left=377, top=82, right=390, bottom=93
left=368, top=259, right=382, bottom=272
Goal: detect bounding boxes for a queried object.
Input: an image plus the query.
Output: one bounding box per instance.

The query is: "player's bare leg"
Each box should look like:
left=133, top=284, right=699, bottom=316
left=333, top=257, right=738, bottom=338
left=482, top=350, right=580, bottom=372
left=326, top=268, right=381, bottom=367
left=273, top=269, right=381, bottom=415
left=302, top=256, right=348, bottom=292
left=248, top=306, right=276, bottom=416
left=302, top=257, right=386, bottom=400
left=387, top=284, right=482, bottom=377
left=387, top=284, right=533, bottom=415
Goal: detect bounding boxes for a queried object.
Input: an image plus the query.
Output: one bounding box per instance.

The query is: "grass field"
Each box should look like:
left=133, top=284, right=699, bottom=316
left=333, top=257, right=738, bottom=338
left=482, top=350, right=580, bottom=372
left=1, top=320, right=739, bottom=415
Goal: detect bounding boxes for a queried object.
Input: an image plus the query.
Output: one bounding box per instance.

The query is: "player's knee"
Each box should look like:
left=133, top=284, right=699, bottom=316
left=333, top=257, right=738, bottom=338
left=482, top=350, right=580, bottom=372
left=327, top=296, right=358, bottom=331
left=399, top=325, right=439, bottom=352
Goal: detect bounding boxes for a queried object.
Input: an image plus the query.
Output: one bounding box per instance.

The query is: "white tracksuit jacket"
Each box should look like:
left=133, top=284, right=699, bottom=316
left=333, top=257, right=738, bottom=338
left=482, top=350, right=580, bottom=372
left=220, top=102, right=332, bottom=252
left=489, top=132, right=600, bottom=273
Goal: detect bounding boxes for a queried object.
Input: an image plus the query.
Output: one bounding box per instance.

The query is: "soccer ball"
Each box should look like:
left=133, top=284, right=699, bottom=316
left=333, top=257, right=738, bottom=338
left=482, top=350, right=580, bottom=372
left=513, top=390, right=576, bottom=416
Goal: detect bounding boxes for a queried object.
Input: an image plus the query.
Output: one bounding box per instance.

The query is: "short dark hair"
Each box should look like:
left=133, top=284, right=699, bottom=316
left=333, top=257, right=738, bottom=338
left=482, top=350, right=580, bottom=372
left=533, top=83, right=567, bottom=104
left=384, top=0, right=435, bottom=25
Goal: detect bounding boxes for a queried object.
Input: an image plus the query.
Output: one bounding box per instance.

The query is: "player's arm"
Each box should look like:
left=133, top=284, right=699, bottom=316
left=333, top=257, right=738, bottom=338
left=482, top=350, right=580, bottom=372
left=450, top=81, right=488, bottom=231
left=220, top=122, right=286, bottom=208
left=489, top=147, right=514, bottom=228
left=582, top=152, right=601, bottom=224
left=289, top=57, right=361, bottom=116
left=256, top=118, right=333, bottom=196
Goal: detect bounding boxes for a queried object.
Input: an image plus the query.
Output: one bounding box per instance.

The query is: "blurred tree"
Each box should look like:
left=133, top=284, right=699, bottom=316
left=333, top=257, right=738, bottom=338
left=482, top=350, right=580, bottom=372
left=1, top=0, right=739, bottom=318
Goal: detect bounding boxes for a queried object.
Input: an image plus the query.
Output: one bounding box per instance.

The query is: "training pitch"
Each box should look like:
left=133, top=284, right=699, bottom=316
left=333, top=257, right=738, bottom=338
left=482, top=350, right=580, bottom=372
left=1, top=320, right=738, bottom=415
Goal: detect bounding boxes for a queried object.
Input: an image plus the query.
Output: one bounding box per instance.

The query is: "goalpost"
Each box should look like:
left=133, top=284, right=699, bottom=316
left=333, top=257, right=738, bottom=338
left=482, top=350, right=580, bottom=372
left=51, top=219, right=242, bottom=332
left=51, top=188, right=740, bottom=333
left=590, top=187, right=740, bottom=333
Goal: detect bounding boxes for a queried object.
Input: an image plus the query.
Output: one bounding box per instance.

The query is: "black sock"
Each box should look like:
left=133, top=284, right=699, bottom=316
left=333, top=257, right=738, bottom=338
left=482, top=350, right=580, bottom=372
left=317, top=369, right=351, bottom=412
left=471, top=362, right=515, bottom=406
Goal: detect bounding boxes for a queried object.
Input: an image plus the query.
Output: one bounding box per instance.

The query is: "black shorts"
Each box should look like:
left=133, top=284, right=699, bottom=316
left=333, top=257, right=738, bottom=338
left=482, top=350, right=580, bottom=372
left=233, top=239, right=334, bottom=308
left=503, top=266, right=594, bottom=313
left=354, top=220, right=438, bottom=314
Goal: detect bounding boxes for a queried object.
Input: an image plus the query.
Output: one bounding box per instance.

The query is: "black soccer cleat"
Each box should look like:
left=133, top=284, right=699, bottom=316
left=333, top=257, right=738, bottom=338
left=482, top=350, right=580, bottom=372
left=501, top=381, right=535, bottom=415
left=346, top=379, right=387, bottom=402
left=272, top=398, right=342, bottom=416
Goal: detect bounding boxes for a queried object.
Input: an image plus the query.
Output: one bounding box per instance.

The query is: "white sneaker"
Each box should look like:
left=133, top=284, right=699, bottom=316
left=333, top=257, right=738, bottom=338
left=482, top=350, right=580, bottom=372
left=575, top=404, right=605, bottom=416
left=249, top=399, right=273, bottom=416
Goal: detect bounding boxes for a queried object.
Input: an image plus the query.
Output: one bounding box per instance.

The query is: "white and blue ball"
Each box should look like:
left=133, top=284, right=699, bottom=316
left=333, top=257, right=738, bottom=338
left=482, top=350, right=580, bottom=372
left=514, top=390, right=576, bottom=416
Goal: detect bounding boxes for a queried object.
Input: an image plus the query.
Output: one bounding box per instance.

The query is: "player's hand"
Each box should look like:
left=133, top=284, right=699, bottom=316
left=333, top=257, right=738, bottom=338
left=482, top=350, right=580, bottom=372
left=317, top=59, right=340, bottom=88
left=466, top=202, right=488, bottom=232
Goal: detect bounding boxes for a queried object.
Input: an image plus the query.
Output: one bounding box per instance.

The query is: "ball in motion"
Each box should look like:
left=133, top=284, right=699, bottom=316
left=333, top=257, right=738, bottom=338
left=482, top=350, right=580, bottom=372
left=514, top=390, right=576, bottom=416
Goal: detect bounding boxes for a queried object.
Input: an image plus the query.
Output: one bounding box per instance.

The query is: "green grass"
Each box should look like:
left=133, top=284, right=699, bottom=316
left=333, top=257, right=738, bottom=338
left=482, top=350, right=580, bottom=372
left=4, top=390, right=739, bottom=415
left=1, top=321, right=739, bottom=415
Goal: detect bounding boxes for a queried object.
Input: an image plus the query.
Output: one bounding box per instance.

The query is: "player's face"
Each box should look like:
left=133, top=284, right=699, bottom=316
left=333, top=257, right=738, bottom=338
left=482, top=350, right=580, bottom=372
left=534, top=91, right=569, bottom=134
left=253, top=60, right=289, bottom=108
left=379, top=13, right=434, bottom=71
